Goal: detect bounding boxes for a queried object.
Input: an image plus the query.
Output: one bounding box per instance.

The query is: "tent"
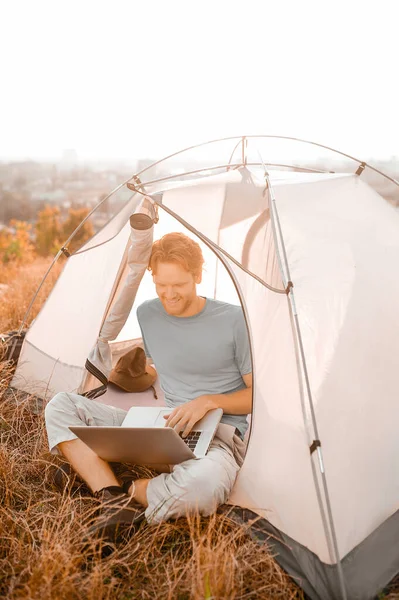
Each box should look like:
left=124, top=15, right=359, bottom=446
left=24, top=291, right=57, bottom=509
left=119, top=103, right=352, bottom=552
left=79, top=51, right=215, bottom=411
left=10, top=137, right=399, bottom=600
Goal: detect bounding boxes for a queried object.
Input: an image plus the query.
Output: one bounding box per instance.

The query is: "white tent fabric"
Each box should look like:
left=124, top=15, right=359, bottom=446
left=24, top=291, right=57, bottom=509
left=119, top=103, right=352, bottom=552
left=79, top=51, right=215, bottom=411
left=12, top=219, right=134, bottom=398
left=226, top=174, right=399, bottom=565
left=274, top=175, right=399, bottom=560
left=10, top=165, right=399, bottom=599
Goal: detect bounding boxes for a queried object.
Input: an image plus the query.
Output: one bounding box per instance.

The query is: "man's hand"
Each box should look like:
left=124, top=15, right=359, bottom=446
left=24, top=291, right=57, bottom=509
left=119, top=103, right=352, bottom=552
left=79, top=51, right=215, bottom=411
left=163, top=395, right=218, bottom=438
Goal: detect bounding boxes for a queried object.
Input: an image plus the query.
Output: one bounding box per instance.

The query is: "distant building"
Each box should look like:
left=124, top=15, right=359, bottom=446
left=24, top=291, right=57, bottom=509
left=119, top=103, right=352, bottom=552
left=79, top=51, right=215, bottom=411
left=31, top=190, right=67, bottom=203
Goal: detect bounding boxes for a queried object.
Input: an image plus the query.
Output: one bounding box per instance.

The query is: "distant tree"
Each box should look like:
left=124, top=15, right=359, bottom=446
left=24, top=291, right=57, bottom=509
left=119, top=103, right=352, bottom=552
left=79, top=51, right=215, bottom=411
left=0, top=228, right=12, bottom=262
left=62, top=207, right=94, bottom=254
left=33, top=205, right=94, bottom=257
left=35, top=205, right=62, bottom=256
left=0, top=220, right=35, bottom=264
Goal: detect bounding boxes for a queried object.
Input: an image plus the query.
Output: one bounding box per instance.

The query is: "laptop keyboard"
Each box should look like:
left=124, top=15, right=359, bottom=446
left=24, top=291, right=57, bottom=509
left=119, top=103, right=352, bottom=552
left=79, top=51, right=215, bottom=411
left=179, top=431, right=201, bottom=450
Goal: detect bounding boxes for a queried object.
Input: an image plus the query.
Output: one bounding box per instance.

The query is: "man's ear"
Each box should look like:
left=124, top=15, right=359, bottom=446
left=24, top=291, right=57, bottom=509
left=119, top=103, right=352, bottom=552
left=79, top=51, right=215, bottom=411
left=195, top=272, right=202, bottom=284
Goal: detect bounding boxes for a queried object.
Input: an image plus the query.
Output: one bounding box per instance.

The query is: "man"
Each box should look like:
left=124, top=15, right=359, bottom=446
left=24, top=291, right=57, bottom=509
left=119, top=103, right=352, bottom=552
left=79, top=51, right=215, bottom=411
left=45, top=232, right=252, bottom=535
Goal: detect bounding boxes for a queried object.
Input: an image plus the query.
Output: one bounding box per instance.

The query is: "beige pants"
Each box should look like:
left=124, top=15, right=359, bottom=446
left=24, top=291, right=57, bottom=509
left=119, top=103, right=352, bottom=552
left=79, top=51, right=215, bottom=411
left=45, top=392, right=246, bottom=523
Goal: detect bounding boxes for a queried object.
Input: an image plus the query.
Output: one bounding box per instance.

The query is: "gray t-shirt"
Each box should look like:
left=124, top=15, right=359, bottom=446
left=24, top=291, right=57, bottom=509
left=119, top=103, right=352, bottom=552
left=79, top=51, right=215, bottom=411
left=136, top=297, right=252, bottom=438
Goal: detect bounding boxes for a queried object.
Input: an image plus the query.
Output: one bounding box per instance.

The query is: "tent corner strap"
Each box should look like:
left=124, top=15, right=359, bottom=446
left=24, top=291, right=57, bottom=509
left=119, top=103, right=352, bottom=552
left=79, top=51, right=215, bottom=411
left=355, top=162, right=366, bottom=176
left=285, top=281, right=294, bottom=294
left=310, top=439, right=321, bottom=454
left=61, top=247, right=71, bottom=257
left=126, top=175, right=143, bottom=191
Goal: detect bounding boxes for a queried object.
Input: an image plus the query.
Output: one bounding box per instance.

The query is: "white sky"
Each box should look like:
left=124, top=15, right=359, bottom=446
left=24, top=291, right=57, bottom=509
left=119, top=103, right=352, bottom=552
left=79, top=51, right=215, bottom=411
left=1, top=0, right=398, bottom=162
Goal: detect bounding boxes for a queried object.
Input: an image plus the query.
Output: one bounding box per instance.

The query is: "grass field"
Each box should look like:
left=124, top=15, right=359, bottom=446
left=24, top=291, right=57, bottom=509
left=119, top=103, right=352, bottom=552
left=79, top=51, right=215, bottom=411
left=0, top=259, right=398, bottom=599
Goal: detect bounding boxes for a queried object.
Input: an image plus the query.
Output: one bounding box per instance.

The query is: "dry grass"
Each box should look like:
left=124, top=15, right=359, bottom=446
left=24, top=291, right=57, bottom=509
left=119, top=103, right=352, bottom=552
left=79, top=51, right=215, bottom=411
left=1, top=258, right=398, bottom=599
left=0, top=257, right=63, bottom=333
left=0, top=361, right=304, bottom=600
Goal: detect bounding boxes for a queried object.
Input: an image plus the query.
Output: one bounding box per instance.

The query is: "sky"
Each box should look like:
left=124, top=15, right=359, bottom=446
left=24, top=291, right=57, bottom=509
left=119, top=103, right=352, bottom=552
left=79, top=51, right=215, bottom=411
left=1, top=0, right=398, bottom=163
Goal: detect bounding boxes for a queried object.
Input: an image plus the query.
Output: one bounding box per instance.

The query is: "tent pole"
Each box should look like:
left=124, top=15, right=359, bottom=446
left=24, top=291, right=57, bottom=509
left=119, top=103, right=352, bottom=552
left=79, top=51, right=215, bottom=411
left=241, top=137, right=247, bottom=165
left=16, top=249, right=64, bottom=336
left=129, top=134, right=399, bottom=191
left=226, top=139, right=244, bottom=170
left=261, top=164, right=349, bottom=599
left=129, top=162, right=328, bottom=191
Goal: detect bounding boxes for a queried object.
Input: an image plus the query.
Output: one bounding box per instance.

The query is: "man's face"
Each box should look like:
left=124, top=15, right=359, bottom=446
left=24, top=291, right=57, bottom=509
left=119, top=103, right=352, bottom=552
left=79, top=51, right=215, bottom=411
left=153, top=261, right=200, bottom=317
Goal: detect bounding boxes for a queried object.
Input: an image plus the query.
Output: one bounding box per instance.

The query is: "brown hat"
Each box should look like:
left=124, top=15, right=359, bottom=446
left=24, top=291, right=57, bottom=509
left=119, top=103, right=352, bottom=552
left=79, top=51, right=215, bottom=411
left=109, top=346, right=156, bottom=393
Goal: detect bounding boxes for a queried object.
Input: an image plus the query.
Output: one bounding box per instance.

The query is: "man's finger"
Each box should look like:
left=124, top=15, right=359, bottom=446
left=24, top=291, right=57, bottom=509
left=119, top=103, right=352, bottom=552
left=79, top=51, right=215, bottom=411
left=172, top=412, right=191, bottom=433
left=164, top=407, right=180, bottom=425
left=182, top=417, right=198, bottom=438
left=166, top=409, right=185, bottom=429
left=166, top=413, right=181, bottom=428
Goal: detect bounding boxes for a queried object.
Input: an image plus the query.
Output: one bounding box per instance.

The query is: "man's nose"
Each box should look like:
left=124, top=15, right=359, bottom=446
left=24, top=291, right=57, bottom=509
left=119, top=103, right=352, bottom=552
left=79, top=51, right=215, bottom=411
left=164, top=287, right=176, bottom=298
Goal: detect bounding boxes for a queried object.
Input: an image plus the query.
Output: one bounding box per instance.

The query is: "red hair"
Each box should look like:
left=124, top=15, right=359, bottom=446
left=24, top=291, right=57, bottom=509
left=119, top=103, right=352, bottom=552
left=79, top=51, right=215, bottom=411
left=148, top=232, right=204, bottom=278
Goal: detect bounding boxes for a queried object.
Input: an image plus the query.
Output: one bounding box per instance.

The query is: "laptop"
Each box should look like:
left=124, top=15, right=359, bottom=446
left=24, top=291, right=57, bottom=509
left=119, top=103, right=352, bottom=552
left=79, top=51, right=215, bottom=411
left=69, top=406, right=223, bottom=466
